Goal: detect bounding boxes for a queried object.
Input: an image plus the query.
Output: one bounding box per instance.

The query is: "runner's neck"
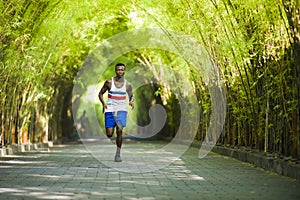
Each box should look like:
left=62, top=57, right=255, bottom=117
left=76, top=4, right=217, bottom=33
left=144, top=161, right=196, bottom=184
left=113, top=77, right=125, bottom=88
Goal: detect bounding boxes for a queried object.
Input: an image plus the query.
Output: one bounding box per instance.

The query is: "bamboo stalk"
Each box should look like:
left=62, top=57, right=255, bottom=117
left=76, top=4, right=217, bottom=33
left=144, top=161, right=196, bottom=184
left=265, top=90, right=269, bottom=153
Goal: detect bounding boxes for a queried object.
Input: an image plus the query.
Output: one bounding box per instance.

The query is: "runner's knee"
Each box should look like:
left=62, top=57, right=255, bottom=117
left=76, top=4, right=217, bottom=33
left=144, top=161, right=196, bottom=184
left=116, top=126, right=123, bottom=135
left=106, top=129, right=114, bottom=137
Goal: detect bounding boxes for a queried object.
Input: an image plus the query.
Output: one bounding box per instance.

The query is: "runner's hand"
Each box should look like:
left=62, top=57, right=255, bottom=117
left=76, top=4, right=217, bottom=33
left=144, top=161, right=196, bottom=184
left=129, top=101, right=134, bottom=109
left=103, top=104, right=107, bottom=113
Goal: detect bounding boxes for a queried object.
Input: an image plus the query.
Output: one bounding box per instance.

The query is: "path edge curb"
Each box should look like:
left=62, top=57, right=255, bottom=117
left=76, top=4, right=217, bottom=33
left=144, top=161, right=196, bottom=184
left=190, top=140, right=300, bottom=181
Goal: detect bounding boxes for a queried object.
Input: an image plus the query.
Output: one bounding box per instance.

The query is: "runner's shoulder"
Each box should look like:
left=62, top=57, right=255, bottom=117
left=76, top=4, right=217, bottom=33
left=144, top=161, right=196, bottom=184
left=104, top=79, right=112, bottom=89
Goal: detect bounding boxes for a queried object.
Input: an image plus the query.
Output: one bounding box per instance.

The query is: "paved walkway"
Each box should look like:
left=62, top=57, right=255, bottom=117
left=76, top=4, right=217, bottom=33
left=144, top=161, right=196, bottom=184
left=0, top=139, right=300, bottom=200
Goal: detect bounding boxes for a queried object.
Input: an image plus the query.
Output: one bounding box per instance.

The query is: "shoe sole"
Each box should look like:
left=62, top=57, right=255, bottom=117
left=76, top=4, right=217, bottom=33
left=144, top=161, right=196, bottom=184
left=115, top=157, right=122, bottom=162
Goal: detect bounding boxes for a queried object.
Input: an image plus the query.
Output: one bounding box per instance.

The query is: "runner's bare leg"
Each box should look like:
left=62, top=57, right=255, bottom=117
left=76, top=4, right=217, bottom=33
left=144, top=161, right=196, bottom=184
left=115, top=123, right=122, bottom=162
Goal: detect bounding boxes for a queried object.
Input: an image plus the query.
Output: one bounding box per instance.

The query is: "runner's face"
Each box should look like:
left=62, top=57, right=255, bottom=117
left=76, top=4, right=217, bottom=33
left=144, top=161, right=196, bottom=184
left=115, top=66, right=125, bottom=78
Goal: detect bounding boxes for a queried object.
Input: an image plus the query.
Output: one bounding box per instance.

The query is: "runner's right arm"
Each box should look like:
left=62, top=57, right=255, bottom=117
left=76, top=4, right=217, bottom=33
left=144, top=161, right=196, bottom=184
left=98, top=80, right=111, bottom=113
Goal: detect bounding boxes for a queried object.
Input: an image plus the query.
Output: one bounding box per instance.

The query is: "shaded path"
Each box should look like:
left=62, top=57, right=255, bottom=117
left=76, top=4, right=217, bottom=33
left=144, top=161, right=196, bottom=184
left=0, top=140, right=299, bottom=200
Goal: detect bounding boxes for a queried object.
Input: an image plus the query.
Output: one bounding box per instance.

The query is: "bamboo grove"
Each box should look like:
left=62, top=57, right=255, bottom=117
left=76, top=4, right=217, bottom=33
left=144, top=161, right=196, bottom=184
left=0, top=0, right=299, bottom=159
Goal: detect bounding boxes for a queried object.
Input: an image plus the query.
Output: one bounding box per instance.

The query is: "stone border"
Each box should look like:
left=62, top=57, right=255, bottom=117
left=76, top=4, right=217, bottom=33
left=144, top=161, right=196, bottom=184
left=179, top=139, right=300, bottom=181
left=0, top=141, right=53, bottom=156
left=140, top=137, right=300, bottom=181
left=210, top=145, right=300, bottom=181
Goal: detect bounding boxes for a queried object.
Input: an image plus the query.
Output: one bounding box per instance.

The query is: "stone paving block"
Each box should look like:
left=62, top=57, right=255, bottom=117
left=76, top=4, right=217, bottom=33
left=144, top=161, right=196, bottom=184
left=0, top=148, right=6, bottom=157
left=6, top=148, right=13, bottom=155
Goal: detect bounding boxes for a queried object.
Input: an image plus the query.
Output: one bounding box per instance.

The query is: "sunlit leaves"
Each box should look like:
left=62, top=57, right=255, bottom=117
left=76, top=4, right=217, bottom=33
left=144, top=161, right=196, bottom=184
left=0, top=0, right=298, bottom=157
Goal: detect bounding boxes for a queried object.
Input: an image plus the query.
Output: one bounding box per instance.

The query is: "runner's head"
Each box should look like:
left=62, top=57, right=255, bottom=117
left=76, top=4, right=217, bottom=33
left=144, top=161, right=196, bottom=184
left=115, top=63, right=126, bottom=78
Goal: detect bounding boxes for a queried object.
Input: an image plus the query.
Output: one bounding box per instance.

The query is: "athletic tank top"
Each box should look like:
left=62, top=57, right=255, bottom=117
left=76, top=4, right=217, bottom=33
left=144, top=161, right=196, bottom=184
left=105, top=77, right=127, bottom=112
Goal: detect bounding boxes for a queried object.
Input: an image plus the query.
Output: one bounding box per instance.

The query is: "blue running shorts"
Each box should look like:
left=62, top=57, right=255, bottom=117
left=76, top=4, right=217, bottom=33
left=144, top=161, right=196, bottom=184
left=105, top=111, right=127, bottom=128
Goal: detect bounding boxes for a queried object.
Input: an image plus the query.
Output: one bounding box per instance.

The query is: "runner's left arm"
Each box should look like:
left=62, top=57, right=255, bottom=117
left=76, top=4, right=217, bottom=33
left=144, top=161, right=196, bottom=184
left=127, top=82, right=134, bottom=109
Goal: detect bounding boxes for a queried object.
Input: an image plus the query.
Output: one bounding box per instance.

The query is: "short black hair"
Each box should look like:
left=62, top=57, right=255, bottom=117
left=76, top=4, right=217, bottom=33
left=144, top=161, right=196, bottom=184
left=115, top=63, right=125, bottom=70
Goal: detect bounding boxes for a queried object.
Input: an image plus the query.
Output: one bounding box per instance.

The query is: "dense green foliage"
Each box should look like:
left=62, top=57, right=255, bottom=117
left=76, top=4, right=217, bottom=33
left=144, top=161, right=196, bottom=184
left=0, top=0, right=299, bottom=159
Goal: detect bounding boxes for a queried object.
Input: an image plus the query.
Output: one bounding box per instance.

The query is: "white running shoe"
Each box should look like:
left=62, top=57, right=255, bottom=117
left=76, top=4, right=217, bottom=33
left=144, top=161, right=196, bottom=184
left=114, top=155, right=122, bottom=162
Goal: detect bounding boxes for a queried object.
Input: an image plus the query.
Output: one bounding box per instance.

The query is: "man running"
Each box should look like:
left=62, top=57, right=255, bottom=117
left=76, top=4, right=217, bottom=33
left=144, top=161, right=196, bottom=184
left=98, top=63, right=134, bottom=162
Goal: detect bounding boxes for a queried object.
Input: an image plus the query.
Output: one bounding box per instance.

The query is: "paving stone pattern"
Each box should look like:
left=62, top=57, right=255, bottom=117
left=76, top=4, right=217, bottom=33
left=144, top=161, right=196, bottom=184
left=0, top=140, right=300, bottom=200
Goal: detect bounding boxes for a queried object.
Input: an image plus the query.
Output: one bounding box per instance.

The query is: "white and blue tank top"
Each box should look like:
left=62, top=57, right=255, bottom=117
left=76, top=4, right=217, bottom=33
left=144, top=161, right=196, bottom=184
left=105, top=78, right=127, bottom=112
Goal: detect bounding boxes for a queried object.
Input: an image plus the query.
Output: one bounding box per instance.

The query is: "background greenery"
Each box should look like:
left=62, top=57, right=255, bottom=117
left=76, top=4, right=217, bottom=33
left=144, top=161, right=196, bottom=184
left=0, top=0, right=299, bottom=159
